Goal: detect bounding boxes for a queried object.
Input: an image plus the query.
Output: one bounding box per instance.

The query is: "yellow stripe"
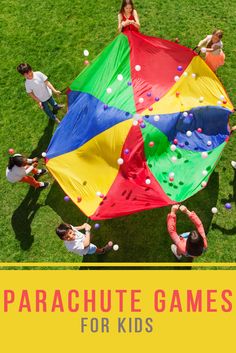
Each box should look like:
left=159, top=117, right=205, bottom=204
left=0, top=262, right=235, bottom=267
left=142, top=56, right=233, bottom=115
left=47, top=119, right=132, bottom=216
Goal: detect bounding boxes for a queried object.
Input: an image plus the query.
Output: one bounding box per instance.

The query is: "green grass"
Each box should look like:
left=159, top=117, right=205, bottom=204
left=1, top=0, right=236, bottom=264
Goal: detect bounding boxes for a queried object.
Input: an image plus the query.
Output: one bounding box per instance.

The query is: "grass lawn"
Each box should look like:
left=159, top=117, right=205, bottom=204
left=0, top=0, right=236, bottom=265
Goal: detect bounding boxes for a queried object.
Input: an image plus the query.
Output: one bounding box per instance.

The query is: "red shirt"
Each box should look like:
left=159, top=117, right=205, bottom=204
left=167, top=211, right=207, bottom=256
left=121, top=13, right=139, bottom=32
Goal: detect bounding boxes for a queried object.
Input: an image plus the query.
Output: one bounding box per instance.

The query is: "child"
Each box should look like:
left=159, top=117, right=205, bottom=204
left=167, top=205, right=207, bottom=260
left=6, top=154, right=49, bottom=190
left=17, top=63, right=64, bottom=124
left=197, top=29, right=225, bottom=72
left=118, top=0, right=140, bottom=33
left=56, top=223, right=113, bottom=256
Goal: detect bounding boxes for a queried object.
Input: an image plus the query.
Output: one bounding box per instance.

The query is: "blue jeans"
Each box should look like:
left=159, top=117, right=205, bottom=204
left=41, top=96, right=59, bottom=121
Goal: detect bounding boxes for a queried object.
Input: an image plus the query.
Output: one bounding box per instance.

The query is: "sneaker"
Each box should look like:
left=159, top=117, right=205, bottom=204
left=101, top=241, right=113, bottom=254
left=171, top=244, right=182, bottom=260
left=231, top=161, right=236, bottom=169
left=39, top=182, right=50, bottom=190
left=34, top=169, right=47, bottom=180
left=52, top=104, right=65, bottom=114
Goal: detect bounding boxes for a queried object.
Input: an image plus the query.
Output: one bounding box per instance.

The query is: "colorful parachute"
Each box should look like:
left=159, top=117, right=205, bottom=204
left=46, top=31, right=233, bottom=220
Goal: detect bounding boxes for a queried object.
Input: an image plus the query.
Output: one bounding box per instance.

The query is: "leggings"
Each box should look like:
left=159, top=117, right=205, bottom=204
left=20, top=168, right=41, bottom=188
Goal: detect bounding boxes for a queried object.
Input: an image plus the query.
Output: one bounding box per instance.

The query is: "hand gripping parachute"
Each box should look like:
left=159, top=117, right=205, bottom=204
left=46, top=31, right=233, bottom=220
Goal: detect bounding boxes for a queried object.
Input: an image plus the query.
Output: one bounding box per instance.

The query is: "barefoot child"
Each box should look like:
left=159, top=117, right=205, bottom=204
left=17, top=63, right=64, bottom=123
left=197, top=29, right=225, bottom=72
left=167, top=205, right=207, bottom=260
left=56, top=223, right=113, bottom=256
left=118, top=0, right=140, bottom=33
left=6, top=154, right=49, bottom=189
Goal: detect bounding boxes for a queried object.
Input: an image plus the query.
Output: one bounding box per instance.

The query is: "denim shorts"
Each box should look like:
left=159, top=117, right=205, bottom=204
left=86, top=243, right=97, bottom=254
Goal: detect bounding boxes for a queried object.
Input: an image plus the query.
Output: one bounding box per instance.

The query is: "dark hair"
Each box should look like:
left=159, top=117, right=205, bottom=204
left=186, top=230, right=204, bottom=256
left=56, top=223, right=72, bottom=239
left=8, top=154, right=24, bottom=170
left=17, top=63, right=32, bottom=75
left=119, top=0, right=134, bottom=14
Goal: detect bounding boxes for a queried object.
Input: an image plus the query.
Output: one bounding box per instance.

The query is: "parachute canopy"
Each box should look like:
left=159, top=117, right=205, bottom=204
left=46, top=31, right=233, bottom=220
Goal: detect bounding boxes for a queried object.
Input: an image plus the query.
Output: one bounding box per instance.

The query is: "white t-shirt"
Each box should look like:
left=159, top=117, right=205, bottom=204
left=6, top=163, right=34, bottom=183
left=198, top=35, right=223, bottom=55
left=64, top=226, right=89, bottom=256
left=25, top=71, right=52, bottom=102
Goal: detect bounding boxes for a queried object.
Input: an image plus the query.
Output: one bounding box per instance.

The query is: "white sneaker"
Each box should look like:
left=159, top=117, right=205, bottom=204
left=231, top=161, right=236, bottom=169
left=171, top=244, right=182, bottom=260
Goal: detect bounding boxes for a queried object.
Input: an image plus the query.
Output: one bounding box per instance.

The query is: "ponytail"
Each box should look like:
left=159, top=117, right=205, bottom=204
left=8, top=154, right=24, bottom=169
left=8, top=157, right=15, bottom=170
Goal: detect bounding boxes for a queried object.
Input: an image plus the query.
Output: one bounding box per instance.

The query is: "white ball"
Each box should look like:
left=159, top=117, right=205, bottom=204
left=117, top=74, right=123, bottom=81
left=138, top=97, right=144, bottom=103
left=133, top=120, right=138, bottom=126
left=183, top=72, right=188, bottom=77
left=42, top=152, right=46, bottom=157
left=106, top=87, right=112, bottom=94
left=220, top=95, right=225, bottom=101
left=96, top=191, right=102, bottom=197
left=83, top=49, right=89, bottom=57
left=183, top=112, right=188, bottom=117
left=191, top=73, right=196, bottom=79
left=202, top=170, right=208, bottom=176
left=169, top=172, right=175, bottom=178
left=170, top=144, right=177, bottom=151
left=186, top=130, right=192, bottom=137
left=174, top=75, right=180, bottom=82
left=154, top=115, right=160, bottom=122
left=201, top=152, right=208, bottom=158
left=199, top=96, right=204, bottom=102
left=211, top=207, right=218, bottom=214
left=135, top=65, right=141, bottom=71
left=117, top=158, right=124, bottom=165
left=171, top=156, right=177, bottom=162
left=217, top=100, right=222, bottom=106
left=201, top=47, right=207, bottom=53
left=113, top=244, right=119, bottom=251
left=201, top=181, right=207, bottom=187
left=145, top=178, right=151, bottom=185
left=207, top=140, right=212, bottom=146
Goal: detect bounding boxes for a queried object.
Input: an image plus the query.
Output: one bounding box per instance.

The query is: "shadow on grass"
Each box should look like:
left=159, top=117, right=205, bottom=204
left=221, top=167, right=236, bottom=204
left=45, top=182, right=87, bottom=225
left=214, top=168, right=236, bottom=236
left=11, top=120, right=54, bottom=250
left=211, top=223, right=236, bottom=236
left=11, top=188, right=41, bottom=250
left=46, top=170, right=219, bottom=266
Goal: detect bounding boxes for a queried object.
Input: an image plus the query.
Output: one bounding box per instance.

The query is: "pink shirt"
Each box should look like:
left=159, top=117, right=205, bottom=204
left=167, top=211, right=207, bottom=255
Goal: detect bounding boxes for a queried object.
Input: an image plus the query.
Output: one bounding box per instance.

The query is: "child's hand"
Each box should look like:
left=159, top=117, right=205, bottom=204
left=84, top=223, right=91, bottom=231
left=179, top=205, right=188, bottom=213
left=38, top=102, right=43, bottom=109
left=171, top=205, right=179, bottom=213
left=55, top=90, right=61, bottom=96
left=231, top=125, right=236, bottom=132
left=32, top=157, right=38, bottom=163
